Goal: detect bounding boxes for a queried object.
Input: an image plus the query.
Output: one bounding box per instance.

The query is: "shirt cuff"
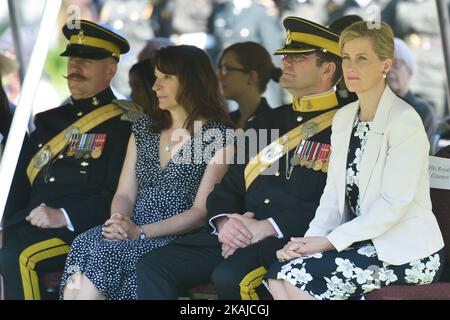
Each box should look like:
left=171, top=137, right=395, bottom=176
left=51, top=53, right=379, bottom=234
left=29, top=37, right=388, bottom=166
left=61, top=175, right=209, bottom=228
left=268, top=218, right=283, bottom=239
left=60, top=208, right=74, bottom=232
left=208, top=213, right=228, bottom=235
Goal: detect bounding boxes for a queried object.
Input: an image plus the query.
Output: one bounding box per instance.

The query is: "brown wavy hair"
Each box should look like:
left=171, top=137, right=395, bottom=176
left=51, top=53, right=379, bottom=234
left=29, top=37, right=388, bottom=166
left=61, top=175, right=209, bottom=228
left=150, top=45, right=233, bottom=133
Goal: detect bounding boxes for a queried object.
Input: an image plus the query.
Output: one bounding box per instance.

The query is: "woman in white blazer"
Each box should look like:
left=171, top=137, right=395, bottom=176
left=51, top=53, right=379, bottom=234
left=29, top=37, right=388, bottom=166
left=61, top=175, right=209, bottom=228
left=266, top=21, right=444, bottom=300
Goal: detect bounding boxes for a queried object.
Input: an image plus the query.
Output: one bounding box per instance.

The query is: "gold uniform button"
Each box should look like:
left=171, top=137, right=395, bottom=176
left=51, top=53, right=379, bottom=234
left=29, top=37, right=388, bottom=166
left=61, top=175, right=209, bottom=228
left=77, top=112, right=83, bottom=116
left=264, top=198, right=270, bottom=204
left=297, top=116, right=303, bottom=122
left=274, top=171, right=280, bottom=176
left=38, top=143, right=43, bottom=148
left=49, top=177, right=55, bottom=182
left=58, top=154, right=64, bottom=159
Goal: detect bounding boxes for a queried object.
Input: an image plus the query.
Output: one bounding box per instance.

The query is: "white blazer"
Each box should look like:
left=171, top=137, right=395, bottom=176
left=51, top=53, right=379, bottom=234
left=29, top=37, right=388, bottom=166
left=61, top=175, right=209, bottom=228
left=305, top=86, right=444, bottom=265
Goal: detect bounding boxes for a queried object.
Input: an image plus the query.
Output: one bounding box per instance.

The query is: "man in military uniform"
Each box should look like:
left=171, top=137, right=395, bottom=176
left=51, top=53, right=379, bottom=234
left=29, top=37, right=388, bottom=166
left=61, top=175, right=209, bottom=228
left=0, top=20, right=142, bottom=300
left=136, top=17, right=346, bottom=300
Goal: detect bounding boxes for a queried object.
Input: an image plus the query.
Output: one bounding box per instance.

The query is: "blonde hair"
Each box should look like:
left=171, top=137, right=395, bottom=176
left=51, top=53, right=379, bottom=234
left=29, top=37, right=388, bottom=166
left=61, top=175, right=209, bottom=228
left=339, top=21, right=394, bottom=61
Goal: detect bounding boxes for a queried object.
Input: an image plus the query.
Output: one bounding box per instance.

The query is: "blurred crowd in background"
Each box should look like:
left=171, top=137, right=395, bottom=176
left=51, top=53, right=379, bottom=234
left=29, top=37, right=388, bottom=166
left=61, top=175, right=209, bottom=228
left=0, top=0, right=448, bottom=131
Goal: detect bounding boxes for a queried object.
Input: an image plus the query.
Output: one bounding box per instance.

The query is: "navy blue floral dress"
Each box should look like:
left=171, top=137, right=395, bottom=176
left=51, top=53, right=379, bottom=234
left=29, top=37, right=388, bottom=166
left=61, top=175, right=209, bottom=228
left=60, top=116, right=232, bottom=299
left=266, top=118, right=444, bottom=300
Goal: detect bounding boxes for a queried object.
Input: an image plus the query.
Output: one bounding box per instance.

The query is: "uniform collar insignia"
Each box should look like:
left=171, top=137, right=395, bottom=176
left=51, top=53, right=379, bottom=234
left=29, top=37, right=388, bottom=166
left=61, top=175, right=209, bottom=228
left=70, top=87, right=115, bottom=109
left=292, top=89, right=338, bottom=112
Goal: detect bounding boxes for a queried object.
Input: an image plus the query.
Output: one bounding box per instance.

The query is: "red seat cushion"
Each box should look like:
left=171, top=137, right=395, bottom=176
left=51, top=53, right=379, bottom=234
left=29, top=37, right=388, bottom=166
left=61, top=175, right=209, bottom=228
left=367, top=283, right=450, bottom=300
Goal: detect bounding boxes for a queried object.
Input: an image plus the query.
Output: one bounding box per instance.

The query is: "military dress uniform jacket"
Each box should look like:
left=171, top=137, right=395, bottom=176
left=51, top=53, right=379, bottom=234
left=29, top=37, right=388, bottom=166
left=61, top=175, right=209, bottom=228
left=3, top=87, right=133, bottom=237
left=206, top=101, right=341, bottom=241
left=135, top=92, right=345, bottom=301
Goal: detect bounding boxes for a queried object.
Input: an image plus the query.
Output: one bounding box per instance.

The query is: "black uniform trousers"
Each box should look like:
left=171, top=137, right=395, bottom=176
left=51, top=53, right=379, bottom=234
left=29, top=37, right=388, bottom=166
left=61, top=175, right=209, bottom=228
left=0, top=87, right=133, bottom=300
left=0, top=223, right=74, bottom=300
left=136, top=104, right=337, bottom=300
left=136, top=234, right=285, bottom=300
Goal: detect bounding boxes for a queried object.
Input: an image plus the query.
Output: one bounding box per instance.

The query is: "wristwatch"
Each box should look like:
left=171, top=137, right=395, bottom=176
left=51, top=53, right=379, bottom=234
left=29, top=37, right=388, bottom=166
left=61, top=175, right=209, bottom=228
left=138, top=226, right=146, bottom=240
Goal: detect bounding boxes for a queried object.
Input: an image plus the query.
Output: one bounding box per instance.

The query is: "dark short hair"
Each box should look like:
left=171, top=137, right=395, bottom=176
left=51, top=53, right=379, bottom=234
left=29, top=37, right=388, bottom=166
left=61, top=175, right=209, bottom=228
left=219, top=42, right=282, bottom=93
left=314, top=51, right=342, bottom=86
left=151, top=45, right=233, bottom=133
left=129, top=59, right=159, bottom=117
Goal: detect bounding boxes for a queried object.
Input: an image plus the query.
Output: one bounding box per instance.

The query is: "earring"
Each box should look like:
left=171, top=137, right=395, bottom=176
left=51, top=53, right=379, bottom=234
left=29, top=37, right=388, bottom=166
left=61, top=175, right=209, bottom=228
left=382, top=71, right=387, bottom=79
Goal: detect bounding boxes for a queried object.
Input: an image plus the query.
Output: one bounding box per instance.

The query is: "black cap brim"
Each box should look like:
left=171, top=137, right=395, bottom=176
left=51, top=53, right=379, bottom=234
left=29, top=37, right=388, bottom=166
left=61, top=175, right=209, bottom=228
left=60, top=44, right=115, bottom=60
left=274, top=45, right=318, bottom=55
left=328, top=15, right=363, bottom=34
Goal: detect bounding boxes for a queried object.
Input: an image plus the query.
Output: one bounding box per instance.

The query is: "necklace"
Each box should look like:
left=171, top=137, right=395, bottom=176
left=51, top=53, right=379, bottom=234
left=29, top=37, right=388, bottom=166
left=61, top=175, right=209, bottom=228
left=162, top=129, right=174, bottom=152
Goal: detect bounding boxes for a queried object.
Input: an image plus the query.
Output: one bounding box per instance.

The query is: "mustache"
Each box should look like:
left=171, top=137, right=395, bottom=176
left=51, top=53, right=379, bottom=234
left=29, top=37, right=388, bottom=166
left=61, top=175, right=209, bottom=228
left=64, top=73, right=88, bottom=81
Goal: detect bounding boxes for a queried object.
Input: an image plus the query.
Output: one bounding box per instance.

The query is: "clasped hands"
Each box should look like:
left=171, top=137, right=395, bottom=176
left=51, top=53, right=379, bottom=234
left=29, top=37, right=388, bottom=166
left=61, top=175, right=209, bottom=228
left=101, top=213, right=139, bottom=241
left=218, top=212, right=265, bottom=259
left=276, top=236, right=335, bottom=263
left=25, top=203, right=67, bottom=228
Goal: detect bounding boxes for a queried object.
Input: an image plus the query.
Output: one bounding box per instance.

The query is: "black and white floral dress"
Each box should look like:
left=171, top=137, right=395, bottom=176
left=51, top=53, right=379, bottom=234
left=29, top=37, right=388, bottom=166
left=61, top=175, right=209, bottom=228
left=266, top=118, right=444, bottom=300
left=59, top=116, right=232, bottom=300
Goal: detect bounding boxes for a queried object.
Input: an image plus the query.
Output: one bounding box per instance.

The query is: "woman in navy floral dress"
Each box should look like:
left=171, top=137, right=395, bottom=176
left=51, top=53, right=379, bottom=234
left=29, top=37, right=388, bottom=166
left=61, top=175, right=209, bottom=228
left=60, top=45, right=234, bottom=299
left=266, top=21, right=444, bottom=300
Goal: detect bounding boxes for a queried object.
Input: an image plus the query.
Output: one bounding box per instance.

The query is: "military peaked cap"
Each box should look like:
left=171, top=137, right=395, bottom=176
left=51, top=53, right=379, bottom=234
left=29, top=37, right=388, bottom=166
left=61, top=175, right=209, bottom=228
left=60, top=20, right=129, bottom=60
left=328, top=15, right=363, bottom=35
left=275, top=16, right=341, bottom=58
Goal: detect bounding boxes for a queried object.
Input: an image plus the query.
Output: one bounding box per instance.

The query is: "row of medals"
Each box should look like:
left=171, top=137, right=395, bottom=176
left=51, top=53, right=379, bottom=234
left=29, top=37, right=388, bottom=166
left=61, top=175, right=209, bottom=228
left=289, top=137, right=330, bottom=173
left=66, top=126, right=104, bottom=159
left=290, top=123, right=329, bottom=173
left=33, top=126, right=104, bottom=169
left=291, top=154, right=328, bottom=172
